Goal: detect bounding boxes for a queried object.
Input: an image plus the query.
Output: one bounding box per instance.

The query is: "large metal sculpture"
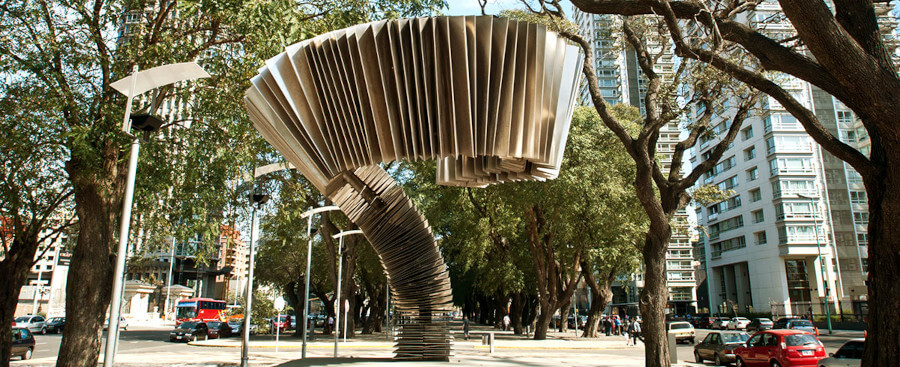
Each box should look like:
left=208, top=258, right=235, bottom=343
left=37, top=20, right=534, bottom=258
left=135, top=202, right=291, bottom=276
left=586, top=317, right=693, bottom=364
left=245, top=16, right=582, bottom=360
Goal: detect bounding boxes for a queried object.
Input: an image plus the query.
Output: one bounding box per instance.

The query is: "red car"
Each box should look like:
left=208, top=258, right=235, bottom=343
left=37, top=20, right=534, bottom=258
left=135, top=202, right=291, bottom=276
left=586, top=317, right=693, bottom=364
left=735, top=329, right=826, bottom=367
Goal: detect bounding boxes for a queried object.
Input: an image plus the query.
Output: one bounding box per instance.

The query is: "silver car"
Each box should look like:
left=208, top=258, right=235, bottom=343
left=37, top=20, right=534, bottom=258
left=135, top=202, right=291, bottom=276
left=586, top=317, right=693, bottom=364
left=13, top=315, right=45, bottom=333
left=818, top=338, right=864, bottom=367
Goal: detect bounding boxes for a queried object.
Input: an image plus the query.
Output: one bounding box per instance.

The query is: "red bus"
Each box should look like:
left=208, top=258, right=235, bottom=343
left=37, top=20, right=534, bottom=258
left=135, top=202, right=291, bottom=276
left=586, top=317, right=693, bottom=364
left=175, top=298, right=227, bottom=325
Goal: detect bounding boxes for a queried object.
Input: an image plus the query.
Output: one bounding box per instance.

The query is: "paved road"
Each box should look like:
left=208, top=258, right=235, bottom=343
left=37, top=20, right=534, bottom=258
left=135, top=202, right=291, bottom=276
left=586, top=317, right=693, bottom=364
left=20, top=326, right=862, bottom=366
left=30, top=326, right=285, bottom=360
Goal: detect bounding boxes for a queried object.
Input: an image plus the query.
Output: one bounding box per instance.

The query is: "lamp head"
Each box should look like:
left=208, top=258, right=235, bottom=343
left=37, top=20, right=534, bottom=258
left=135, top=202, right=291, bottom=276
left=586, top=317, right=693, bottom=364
left=251, top=194, right=270, bottom=206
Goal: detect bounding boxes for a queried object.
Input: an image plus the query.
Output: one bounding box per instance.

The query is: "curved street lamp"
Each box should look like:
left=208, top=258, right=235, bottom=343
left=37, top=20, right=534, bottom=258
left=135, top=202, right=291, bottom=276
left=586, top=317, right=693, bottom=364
left=300, top=205, right=341, bottom=358
left=331, top=229, right=363, bottom=357
left=105, top=62, right=209, bottom=367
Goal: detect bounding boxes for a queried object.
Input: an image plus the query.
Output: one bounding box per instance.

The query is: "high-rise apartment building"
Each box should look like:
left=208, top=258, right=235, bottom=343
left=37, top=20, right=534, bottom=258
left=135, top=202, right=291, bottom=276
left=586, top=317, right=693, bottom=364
left=691, top=1, right=896, bottom=317
left=572, top=11, right=697, bottom=315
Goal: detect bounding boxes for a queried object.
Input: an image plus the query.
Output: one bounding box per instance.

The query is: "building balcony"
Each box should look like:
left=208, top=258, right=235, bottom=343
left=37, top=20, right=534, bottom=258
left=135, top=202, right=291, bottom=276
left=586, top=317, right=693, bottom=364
left=767, top=144, right=812, bottom=155
left=775, top=212, right=821, bottom=221
left=772, top=188, right=817, bottom=199
left=770, top=167, right=816, bottom=176
left=778, top=243, right=831, bottom=257
left=764, top=121, right=803, bottom=133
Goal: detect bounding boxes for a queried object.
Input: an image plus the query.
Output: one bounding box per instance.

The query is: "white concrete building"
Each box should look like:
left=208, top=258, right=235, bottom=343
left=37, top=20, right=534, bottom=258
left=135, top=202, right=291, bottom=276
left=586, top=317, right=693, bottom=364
left=690, top=1, right=894, bottom=318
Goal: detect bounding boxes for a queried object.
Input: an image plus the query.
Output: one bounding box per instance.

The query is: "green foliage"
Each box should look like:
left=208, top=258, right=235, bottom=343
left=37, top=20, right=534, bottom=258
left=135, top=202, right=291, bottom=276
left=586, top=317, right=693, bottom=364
left=402, top=105, right=646, bottom=306
left=690, top=185, right=735, bottom=207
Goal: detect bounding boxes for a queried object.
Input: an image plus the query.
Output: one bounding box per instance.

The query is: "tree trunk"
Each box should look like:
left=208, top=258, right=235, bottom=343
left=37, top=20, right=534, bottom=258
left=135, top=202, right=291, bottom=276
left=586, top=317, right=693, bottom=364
left=533, top=299, right=555, bottom=340
left=522, top=295, right=538, bottom=331
left=582, top=268, right=615, bottom=338
left=313, top=290, right=335, bottom=335
left=283, top=281, right=304, bottom=337
left=57, top=166, right=118, bottom=367
left=362, top=282, right=385, bottom=334
left=862, top=163, right=900, bottom=367
left=510, top=292, right=524, bottom=335
left=640, top=229, right=672, bottom=367
left=558, top=302, right=570, bottom=333
left=0, top=237, right=39, bottom=366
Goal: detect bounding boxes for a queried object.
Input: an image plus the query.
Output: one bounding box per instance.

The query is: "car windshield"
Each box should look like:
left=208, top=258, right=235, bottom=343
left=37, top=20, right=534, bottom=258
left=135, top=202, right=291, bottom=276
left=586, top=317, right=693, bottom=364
left=180, top=322, right=198, bottom=329
left=14, top=317, right=29, bottom=323
left=785, top=334, right=820, bottom=347
left=722, top=333, right=750, bottom=343
left=791, top=320, right=814, bottom=327
left=669, top=323, right=691, bottom=329
left=207, top=322, right=221, bottom=328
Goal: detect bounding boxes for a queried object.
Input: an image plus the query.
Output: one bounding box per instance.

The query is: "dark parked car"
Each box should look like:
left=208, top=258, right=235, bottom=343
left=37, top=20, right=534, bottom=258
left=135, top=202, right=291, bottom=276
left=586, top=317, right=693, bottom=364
left=694, top=316, right=718, bottom=329
left=734, top=330, right=825, bottom=367
left=818, top=338, right=865, bottom=367
left=42, top=317, right=65, bottom=334
left=746, top=318, right=774, bottom=333
left=694, top=330, right=750, bottom=366
left=774, top=317, right=818, bottom=334
left=169, top=321, right=208, bottom=342
left=206, top=321, right=232, bottom=339
left=228, top=321, right=243, bottom=335
left=11, top=327, right=35, bottom=360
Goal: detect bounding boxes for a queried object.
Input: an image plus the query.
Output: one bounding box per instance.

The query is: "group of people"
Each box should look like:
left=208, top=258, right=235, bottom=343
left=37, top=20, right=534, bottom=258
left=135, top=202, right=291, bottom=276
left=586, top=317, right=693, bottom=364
left=600, top=316, right=642, bottom=346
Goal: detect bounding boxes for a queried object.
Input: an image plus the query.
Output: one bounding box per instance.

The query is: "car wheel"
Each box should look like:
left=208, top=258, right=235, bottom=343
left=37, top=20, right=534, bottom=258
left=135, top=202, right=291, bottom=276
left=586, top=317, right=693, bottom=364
left=41, top=327, right=47, bottom=335
left=770, top=361, right=782, bottom=367
left=714, top=354, right=722, bottom=366
left=735, top=357, right=746, bottom=367
left=694, top=351, right=703, bottom=363
left=23, top=348, right=33, bottom=360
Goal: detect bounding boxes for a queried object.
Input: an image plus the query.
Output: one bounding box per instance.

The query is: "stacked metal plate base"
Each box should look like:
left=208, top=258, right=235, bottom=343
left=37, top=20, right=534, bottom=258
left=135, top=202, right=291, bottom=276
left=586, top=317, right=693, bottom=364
left=326, top=166, right=453, bottom=359
left=244, top=15, right=582, bottom=360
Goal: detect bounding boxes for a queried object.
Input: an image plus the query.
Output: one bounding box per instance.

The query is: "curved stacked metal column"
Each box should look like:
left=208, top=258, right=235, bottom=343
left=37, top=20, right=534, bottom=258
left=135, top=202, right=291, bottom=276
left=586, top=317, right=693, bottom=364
left=244, top=15, right=582, bottom=360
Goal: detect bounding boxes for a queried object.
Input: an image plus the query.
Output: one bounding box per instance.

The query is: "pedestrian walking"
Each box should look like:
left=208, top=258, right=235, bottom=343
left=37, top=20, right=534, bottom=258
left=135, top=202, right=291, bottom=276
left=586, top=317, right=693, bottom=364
left=327, top=315, right=334, bottom=334
left=463, top=317, right=470, bottom=340
left=613, top=316, right=621, bottom=336
left=629, top=320, right=642, bottom=345
left=603, top=317, right=611, bottom=336
left=503, top=314, right=511, bottom=331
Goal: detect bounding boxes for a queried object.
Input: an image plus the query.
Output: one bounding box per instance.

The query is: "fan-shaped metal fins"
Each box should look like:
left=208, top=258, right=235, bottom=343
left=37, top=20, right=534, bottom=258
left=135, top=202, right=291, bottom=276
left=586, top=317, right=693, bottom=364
left=244, top=15, right=583, bottom=360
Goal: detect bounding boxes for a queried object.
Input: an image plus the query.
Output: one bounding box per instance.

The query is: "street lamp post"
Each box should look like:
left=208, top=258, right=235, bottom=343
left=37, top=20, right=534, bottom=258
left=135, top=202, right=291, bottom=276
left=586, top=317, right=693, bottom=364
left=797, top=194, right=833, bottom=335
left=164, top=236, right=176, bottom=321
left=331, top=229, right=363, bottom=357
left=240, top=194, right=268, bottom=367
left=105, top=62, right=209, bottom=367
left=300, top=205, right=341, bottom=359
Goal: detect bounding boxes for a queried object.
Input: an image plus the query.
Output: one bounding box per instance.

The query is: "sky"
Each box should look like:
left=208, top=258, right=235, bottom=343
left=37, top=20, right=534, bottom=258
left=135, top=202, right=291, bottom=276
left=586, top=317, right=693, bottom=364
left=445, top=0, right=573, bottom=16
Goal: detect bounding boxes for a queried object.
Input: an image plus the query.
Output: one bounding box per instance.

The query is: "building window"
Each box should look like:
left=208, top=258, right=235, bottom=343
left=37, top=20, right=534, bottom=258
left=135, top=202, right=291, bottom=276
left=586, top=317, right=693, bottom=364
left=857, top=232, right=868, bottom=246
left=750, top=188, right=762, bottom=202
left=785, top=259, right=812, bottom=304
left=755, top=231, right=767, bottom=245
left=747, top=167, right=759, bottom=181
left=850, top=191, right=867, bottom=205
left=752, top=209, right=765, bottom=223
left=744, top=146, right=756, bottom=161
left=742, top=126, right=754, bottom=140
left=862, top=258, right=868, bottom=273
left=776, top=201, right=816, bottom=220
left=853, top=212, right=869, bottom=226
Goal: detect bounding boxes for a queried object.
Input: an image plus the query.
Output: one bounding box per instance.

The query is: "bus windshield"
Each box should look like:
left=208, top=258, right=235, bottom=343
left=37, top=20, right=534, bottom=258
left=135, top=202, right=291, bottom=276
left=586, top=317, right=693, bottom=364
left=176, top=304, right=197, bottom=319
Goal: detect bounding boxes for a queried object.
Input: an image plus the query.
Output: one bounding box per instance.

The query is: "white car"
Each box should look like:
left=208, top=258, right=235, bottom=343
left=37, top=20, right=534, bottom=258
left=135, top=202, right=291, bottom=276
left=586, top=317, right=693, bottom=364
left=102, top=316, right=129, bottom=331
left=818, top=338, right=864, bottom=367
left=13, top=315, right=45, bottom=333
left=727, top=317, right=751, bottom=330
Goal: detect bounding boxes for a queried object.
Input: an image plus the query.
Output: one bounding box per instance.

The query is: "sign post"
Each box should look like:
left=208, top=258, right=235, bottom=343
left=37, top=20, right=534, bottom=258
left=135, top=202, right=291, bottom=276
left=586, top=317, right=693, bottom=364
left=274, top=297, right=285, bottom=353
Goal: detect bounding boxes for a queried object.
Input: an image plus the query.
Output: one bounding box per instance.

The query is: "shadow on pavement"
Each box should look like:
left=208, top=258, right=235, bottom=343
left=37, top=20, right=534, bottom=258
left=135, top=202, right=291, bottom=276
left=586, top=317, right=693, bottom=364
left=273, top=357, right=552, bottom=367
left=272, top=358, right=407, bottom=366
